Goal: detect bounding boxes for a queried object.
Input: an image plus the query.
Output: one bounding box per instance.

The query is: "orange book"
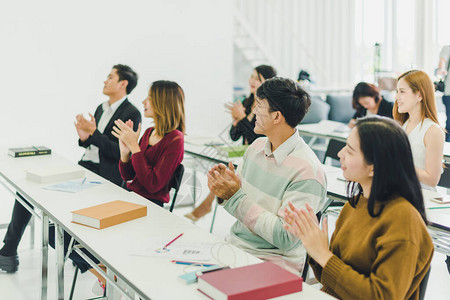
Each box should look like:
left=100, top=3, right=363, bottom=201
left=72, top=200, right=147, bottom=229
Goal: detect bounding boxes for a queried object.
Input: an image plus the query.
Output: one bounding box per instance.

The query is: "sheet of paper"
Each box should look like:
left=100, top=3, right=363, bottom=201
left=131, top=238, right=213, bottom=261
left=43, top=179, right=102, bottom=193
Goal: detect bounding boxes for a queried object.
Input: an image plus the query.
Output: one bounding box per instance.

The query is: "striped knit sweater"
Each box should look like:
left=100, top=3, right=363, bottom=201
left=222, top=130, right=327, bottom=273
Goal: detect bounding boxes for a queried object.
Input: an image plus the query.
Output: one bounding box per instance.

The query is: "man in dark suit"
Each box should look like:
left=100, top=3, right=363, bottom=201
left=75, top=64, right=141, bottom=186
left=0, top=64, right=141, bottom=273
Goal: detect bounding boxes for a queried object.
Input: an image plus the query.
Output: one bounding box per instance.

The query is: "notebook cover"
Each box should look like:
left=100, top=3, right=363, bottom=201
left=197, top=261, right=302, bottom=300
left=72, top=200, right=147, bottom=229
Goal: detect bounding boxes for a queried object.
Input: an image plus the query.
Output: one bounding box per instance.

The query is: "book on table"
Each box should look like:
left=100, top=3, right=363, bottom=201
left=26, top=165, right=85, bottom=184
left=197, top=261, right=302, bottom=300
left=8, top=146, right=51, bottom=157
left=217, top=145, right=249, bottom=158
left=72, top=200, right=147, bottom=229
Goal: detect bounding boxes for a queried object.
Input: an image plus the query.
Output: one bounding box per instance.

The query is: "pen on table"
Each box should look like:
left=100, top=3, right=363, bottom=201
left=428, top=206, right=450, bottom=209
left=81, top=177, right=87, bottom=185
left=171, top=260, right=218, bottom=267
left=164, top=233, right=183, bottom=249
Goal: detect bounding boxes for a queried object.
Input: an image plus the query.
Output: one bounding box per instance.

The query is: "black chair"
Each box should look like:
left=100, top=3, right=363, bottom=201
left=68, top=164, right=185, bottom=300
left=323, top=139, right=346, bottom=166
left=438, top=163, right=450, bottom=188
left=168, top=164, right=185, bottom=212
left=419, top=266, right=431, bottom=300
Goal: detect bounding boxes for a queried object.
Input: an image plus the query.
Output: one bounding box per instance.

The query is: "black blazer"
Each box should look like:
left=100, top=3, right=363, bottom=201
left=352, top=97, right=394, bottom=119
left=78, top=99, right=141, bottom=186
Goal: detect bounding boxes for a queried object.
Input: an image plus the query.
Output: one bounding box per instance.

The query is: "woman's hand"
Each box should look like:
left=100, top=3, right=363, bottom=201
left=283, top=202, right=333, bottom=267
left=225, top=102, right=246, bottom=123
left=111, top=119, right=142, bottom=156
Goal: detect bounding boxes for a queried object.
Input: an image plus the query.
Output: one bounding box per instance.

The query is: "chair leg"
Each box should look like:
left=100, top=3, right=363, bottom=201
left=29, top=215, right=35, bottom=249
left=69, top=266, right=79, bottom=300
left=209, top=200, right=219, bottom=233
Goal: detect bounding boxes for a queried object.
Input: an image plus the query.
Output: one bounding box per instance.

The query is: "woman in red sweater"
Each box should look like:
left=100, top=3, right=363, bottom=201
left=284, top=117, right=433, bottom=299
left=112, top=80, right=185, bottom=207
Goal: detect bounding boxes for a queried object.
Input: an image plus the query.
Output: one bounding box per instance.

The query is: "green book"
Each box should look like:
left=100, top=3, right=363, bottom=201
left=218, top=145, right=249, bottom=157
left=8, top=146, right=51, bottom=158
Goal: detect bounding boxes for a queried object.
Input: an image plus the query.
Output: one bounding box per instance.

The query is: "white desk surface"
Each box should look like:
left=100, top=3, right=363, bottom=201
left=297, top=120, right=350, bottom=141
left=444, top=142, right=450, bottom=161
left=0, top=151, right=334, bottom=300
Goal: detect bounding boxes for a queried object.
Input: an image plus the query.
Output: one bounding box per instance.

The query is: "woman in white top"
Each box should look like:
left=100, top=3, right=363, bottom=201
left=393, top=70, right=445, bottom=190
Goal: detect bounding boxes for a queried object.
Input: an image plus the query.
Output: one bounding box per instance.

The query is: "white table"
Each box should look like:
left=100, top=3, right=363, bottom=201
left=297, top=120, right=350, bottom=144
left=0, top=151, right=335, bottom=300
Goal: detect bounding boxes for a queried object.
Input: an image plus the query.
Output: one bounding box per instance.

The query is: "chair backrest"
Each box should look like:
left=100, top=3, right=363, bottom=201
left=326, top=94, right=354, bottom=123
left=418, top=266, right=431, bottom=300
left=168, top=164, right=185, bottom=212
left=323, top=139, right=346, bottom=165
left=438, top=163, right=450, bottom=188
left=301, top=96, right=330, bottom=124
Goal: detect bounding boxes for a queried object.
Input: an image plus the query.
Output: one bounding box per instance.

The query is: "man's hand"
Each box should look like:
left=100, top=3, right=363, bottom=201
left=74, top=121, right=90, bottom=142
left=75, top=113, right=97, bottom=135
left=207, top=162, right=241, bottom=200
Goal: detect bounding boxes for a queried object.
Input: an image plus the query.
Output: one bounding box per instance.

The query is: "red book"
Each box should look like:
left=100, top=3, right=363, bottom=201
left=197, top=261, right=302, bottom=300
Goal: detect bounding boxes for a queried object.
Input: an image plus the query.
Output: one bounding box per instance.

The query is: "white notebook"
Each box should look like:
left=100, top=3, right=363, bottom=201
left=26, top=165, right=85, bottom=184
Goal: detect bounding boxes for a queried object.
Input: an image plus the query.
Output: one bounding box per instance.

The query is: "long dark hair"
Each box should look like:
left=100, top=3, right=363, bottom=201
left=347, top=116, right=427, bottom=223
left=352, top=82, right=381, bottom=115
left=242, top=65, right=277, bottom=113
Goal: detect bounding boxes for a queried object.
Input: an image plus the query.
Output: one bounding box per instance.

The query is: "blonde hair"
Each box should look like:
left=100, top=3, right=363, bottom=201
left=393, top=70, right=439, bottom=125
left=149, top=80, right=185, bottom=136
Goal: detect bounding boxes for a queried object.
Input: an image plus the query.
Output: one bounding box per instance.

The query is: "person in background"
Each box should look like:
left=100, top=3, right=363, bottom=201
left=348, top=82, right=393, bottom=128
left=113, top=80, right=185, bottom=207
left=0, top=64, right=141, bottom=274
left=284, top=117, right=433, bottom=299
left=208, top=77, right=326, bottom=273
left=184, top=65, right=277, bottom=222
left=393, top=70, right=444, bottom=190
left=437, top=45, right=450, bottom=142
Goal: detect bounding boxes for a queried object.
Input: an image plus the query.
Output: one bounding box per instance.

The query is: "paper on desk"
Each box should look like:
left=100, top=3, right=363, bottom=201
left=43, top=179, right=102, bottom=193
left=131, top=238, right=213, bottom=261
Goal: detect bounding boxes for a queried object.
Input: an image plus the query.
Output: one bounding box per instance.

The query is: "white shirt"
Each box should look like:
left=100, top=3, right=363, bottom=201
left=403, top=118, right=441, bottom=190
left=81, top=96, right=127, bottom=163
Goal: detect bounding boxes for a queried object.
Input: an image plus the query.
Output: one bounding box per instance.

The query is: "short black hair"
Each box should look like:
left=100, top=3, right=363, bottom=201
left=256, top=77, right=311, bottom=127
left=113, top=64, right=138, bottom=94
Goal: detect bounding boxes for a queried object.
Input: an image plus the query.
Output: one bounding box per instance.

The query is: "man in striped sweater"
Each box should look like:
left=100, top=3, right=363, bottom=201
left=208, top=77, right=327, bottom=273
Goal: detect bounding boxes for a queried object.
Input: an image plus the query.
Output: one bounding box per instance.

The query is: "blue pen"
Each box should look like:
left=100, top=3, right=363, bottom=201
left=172, top=260, right=218, bottom=267
left=89, top=181, right=102, bottom=184
left=81, top=177, right=87, bottom=185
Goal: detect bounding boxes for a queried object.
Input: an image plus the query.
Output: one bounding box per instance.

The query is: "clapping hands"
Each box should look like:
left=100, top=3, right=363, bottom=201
left=207, top=162, right=241, bottom=200
left=74, top=113, right=97, bottom=142
left=111, top=119, right=142, bottom=161
left=283, top=202, right=333, bottom=267
left=225, top=101, right=246, bottom=126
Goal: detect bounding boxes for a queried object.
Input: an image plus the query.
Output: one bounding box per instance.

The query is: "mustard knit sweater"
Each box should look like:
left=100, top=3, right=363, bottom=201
left=310, top=196, right=433, bottom=300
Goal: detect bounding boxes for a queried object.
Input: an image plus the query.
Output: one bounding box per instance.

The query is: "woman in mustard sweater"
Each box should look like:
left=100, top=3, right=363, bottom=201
left=284, top=117, right=433, bottom=300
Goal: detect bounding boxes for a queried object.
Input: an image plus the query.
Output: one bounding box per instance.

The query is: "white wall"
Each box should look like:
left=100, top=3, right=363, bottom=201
left=0, top=0, right=232, bottom=162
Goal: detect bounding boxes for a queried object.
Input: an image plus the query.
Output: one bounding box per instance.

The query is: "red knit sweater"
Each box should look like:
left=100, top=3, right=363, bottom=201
left=119, top=128, right=184, bottom=204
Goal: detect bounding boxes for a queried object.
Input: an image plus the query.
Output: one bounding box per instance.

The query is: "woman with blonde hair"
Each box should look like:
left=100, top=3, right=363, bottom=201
left=113, top=80, right=185, bottom=206
left=393, top=70, right=444, bottom=190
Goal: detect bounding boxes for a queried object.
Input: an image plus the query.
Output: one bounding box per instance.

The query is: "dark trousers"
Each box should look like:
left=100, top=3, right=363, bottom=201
left=48, top=226, right=99, bottom=273
left=0, top=195, right=32, bottom=256
left=443, top=95, right=450, bottom=142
